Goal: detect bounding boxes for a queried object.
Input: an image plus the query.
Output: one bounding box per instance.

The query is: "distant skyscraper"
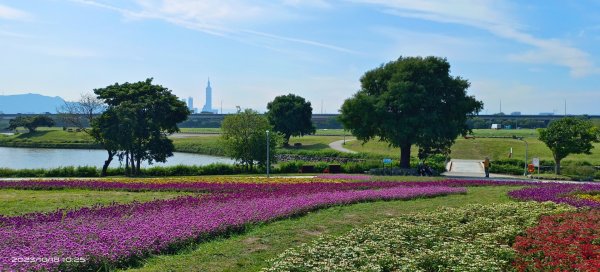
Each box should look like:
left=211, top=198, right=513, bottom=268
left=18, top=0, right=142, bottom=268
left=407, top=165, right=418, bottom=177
left=187, top=97, right=194, bottom=113
left=202, top=78, right=214, bottom=113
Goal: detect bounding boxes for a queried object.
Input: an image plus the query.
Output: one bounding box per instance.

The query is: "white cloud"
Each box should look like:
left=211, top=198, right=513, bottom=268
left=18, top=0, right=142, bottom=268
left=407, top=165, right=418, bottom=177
left=352, top=0, right=598, bottom=77
left=134, top=0, right=267, bottom=24
left=372, top=27, right=492, bottom=62
left=0, top=4, right=32, bottom=21
left=71, top=0, right=353, bottom=53
left=282, top=0, right=332, bottom=9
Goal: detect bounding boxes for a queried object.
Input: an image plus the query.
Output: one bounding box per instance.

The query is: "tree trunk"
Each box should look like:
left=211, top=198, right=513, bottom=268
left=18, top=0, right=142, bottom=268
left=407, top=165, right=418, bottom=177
left=555, top=159, right=561, bottom=175
left=283, top=134, right=291, bottom=147
left=125, top=151, right=130, bottom=176
left=399, top=144, right=411, bottom=168
left=101, top=150, right=114, bottom=177
left=136, top=158, right=141, bottom=175
left=130, top=154, right=136, bottom=176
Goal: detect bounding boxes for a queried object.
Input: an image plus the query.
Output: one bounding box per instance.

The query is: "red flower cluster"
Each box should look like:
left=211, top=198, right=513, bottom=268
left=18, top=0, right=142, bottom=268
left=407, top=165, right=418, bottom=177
left=513, top=210, right=600, bottom=271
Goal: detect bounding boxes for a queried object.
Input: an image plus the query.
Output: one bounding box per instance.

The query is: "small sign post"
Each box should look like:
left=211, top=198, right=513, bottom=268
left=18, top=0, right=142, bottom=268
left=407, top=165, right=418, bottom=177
left=383, top=158, right=392, bottom=175
left=532, top=157, right=540, bottom=175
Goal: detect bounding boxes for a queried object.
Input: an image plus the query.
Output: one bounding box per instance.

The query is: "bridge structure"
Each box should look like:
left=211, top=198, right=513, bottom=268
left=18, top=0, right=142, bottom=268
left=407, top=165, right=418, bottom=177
left=1, top=113, right=598, bottom=129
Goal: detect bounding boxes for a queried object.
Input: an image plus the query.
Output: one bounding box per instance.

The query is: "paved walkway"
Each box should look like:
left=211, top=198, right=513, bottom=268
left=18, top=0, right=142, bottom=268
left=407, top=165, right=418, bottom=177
left=328, top=139, right=357, bottom=153
left=442, top=159, right=529, bottom=179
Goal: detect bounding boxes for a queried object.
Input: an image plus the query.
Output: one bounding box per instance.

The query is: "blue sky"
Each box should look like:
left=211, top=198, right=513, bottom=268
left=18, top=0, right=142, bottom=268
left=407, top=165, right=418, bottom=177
left=1, top=0, right=600, bottom=114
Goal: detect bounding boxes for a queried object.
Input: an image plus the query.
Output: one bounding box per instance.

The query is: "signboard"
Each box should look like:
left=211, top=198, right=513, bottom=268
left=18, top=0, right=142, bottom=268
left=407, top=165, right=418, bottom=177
left=383, top=158, right=392, bottom=164
left=532, top=157, right=540, bottom=167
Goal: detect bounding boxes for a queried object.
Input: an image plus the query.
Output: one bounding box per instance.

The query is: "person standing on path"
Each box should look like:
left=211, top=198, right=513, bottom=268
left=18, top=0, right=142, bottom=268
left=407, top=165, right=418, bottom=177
left=483, top=157, right=491, bottom=178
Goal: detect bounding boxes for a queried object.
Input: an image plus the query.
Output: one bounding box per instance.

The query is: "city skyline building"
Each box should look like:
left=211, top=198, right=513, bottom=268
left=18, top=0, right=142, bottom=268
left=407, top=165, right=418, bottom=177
left=202, top=78, right=217, bottom=113
left=187, top=97, right=196, bottom=113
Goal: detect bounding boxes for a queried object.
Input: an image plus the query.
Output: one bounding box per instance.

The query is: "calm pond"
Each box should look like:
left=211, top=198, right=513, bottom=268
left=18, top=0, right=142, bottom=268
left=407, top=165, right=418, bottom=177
left=0, top=147, right=233, bottom=169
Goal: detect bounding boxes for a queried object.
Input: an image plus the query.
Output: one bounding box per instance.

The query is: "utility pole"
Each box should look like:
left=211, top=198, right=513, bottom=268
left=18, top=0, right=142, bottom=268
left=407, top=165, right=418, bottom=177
left=266, top=130, right=270, bottom=178
left=321, top=99, right=324, bottom=114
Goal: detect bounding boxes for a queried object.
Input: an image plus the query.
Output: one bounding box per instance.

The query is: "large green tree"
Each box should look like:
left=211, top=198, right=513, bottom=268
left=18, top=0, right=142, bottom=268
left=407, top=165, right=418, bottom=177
left=538, top=117, right=599, bottom=174
left=221, top=109, right=278, bottom=170
left=339, top=56, right=483, bottom=168
left=92, top=78, right=190, bottom=176
left=7, top=115, right=55, bottom=132
left=266, top=94, right=315, bottom=146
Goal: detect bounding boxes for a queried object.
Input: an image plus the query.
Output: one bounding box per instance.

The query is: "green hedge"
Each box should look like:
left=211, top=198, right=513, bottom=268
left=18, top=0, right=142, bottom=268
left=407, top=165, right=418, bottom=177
left=0, top=160, right=386, bottom=177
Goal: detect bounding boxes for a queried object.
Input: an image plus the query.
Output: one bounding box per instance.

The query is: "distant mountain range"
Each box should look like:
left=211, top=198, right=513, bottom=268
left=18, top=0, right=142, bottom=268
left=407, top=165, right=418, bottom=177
left=0, top=93, right=66, bottom=114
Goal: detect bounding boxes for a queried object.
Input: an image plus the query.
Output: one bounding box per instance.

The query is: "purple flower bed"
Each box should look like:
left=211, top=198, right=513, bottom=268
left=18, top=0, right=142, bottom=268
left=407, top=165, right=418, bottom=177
left=508, top=183, right=600, bottom=208
left=316, top=174, right=372, bottom=180
left=0, top=183, right=465, bottom=271
left=0, top=180, right=398, bottom=193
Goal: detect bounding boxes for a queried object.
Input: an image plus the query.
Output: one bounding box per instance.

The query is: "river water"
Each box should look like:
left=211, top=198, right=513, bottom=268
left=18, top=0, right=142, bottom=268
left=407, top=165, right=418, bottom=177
left=0, top=147, right=233, bottom=169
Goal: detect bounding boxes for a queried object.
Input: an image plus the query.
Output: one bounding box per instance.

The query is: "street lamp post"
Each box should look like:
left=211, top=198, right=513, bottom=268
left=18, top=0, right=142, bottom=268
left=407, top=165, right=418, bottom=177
left=518, top=137, right=528, bottom=176
left=266, top=130, right=270, bottom=178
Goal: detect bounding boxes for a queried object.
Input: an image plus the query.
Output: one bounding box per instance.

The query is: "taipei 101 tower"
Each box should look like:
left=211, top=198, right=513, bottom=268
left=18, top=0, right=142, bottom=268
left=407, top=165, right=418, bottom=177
left=201, top=78, right=214, bottom=113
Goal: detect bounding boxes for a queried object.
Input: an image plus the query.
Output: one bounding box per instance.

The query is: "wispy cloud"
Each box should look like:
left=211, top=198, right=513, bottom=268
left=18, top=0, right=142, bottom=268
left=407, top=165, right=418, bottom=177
left=0, top=4, right=32, bottom=21
left=353, top=0, right=598, bottom=77
left=283, top=0, right=332, bottom=9
left=70, top=0, right=354, bottom=54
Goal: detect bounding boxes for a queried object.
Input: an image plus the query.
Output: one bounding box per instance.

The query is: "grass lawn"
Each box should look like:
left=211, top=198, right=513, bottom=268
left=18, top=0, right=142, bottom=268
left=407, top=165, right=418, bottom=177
left=173, top=135, right=344, bottom=155
left=0, top=189, right=191, bottom=216
left=179, top=128, right=222, bottom=134
left=122, top=186, right=519, bottom=272
left=469, top=128, right=539, bottom=138
left=0, top=129, right=98, bottom=149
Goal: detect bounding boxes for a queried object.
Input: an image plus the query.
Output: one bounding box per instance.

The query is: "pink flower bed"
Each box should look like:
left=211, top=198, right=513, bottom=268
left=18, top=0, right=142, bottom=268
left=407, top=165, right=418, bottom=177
left=0, top=182, right=464, bottom=271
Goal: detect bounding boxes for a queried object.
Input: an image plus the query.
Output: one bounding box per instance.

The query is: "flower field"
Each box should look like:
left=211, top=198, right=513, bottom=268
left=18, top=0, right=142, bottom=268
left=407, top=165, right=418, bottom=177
left=2, top=176, right=600, bottom=271
left=0, top=179, right=465, bottom=271
left=265, top=202, right=575, bottom=272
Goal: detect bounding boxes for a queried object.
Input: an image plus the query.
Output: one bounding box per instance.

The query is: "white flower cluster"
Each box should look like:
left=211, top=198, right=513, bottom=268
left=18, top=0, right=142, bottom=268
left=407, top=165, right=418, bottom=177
left=265, top=202, right=574, bottom=272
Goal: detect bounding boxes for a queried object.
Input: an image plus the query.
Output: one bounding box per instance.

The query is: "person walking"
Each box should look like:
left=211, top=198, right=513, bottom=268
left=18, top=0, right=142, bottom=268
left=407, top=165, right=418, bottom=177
left=483, top=157, right=491, bottom=178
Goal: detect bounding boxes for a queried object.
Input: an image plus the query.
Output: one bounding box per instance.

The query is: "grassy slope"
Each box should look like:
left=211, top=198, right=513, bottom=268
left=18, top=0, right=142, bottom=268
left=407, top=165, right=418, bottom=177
left=123, top=186, right=518, bottom=272
left=172, top=135, right=344, bottom=156
left=345, top=129, right=600, bottom=164
left=0, top=130, right=98, bottom=149
left=0, top=189, right=191, bottom=216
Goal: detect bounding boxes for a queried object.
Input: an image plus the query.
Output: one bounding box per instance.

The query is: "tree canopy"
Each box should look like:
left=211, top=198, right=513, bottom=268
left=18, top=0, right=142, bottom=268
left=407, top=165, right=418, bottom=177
left=221, top=109, right=278, bottom=170
left=339, top=56, right=483, bottom=167
left=91, top=78, right=190, bottom=176
left=538, top=117, right=599, bottom=174
left=266, top=94, right=315, bottom=146
left=7, top=115, right=55, bottom=132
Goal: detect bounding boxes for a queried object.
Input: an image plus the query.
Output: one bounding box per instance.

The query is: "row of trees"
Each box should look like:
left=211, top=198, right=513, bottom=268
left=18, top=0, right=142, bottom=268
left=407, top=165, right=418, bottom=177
left=10, top=56, right=597, bottom=177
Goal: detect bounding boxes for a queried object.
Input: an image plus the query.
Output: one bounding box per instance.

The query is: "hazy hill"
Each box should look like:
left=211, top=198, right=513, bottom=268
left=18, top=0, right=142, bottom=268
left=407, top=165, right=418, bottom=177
left=0, top=93, right=66, bottom=114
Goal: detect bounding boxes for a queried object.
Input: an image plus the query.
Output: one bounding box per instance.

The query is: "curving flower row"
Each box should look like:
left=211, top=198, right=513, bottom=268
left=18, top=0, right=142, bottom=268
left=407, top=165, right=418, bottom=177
left=508, top=183, right=600, bottom=208
left=0, top=183, right=464, bottom=271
